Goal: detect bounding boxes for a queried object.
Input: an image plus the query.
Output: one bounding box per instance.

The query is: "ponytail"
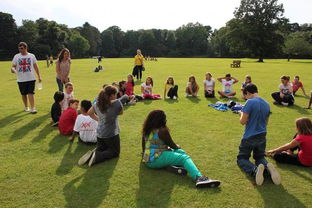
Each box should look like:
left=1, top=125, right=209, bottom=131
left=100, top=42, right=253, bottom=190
left=97, top=85, right=117, bottom=113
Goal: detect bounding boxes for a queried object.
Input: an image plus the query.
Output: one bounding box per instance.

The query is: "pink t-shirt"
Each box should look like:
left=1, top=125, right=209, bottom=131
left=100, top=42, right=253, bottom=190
left=292, top=81, right=303, bottom=92
left=295, top=134, right=312, bottom=166
left=125, top=82, right=134, bottom=96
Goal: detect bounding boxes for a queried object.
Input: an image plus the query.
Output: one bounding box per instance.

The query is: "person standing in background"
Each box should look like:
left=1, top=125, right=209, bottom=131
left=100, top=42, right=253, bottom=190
left=133, top=49, right=144, bottom=81
left=56, top=48, right=71, bottom=92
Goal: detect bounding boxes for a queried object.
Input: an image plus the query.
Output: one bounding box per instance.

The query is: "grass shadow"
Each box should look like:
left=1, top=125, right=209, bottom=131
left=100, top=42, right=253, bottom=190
left=164, top=99, right=179, bottom=104
left=205, top=97, right=220, bottom=104
left=142, top=99, right=153, bottom=105
left=135, top=80, right=143, bottom=85
left=63, top=158, right=118, bottom=208
left=48, top=133, right=69, bottom=154
left=0, top=111, right=26, bottom=129
left=186, top=96, right=201, bottom=103
left=273, top=104, right=311, bottom=115
left=10, top=113, right=50, bottom=141
left=32, top=123, right=55, bottom=143
left=56, top=142, right=95, bottom=176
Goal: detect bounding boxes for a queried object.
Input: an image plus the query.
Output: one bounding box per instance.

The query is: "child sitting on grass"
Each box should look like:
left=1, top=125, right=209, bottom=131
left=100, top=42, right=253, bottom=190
left=267, top=117, right=312, bottom=167
left=70, top=100, right=98, bottom=144
left=51, top=91, right=64, bottom=127
left=125, top=74, right=143, bottom=101
left=217, top=73, right=238, bottom=98
left=203, top=72, right=215, bottom=98
left=62, top=82, right=74, bottom=110
left=164, top=76, right=178, bottom=99
left=141, top=110, right=221, bottom=188
left=292, top=76, right=307, bottom=96
left=271, top=75, right=294, bottom=106
left=59, top=99, right=79, bottom=136
left=119, top=80, right=136, bottom=105
left=186, top=75, right=199, bottom=97
left=241, top=75, right=252, bottom=100
left=141, top=77, right=161, bottom=99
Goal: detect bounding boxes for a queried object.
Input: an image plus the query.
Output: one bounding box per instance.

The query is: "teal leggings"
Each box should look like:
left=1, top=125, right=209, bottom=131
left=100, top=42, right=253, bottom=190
left=145, top=149, right=202, bottom=180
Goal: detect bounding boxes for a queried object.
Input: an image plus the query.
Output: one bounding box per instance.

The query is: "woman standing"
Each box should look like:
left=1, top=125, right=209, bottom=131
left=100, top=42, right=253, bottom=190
left=133, top=49, right=144, bottom=81
left=56, top=48, right=71, bottom=92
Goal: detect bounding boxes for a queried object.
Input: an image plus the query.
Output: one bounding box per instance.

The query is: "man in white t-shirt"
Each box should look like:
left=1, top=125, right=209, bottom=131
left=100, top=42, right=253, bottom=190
left=11, top=42, right=42, bottom=113
left=217, top=73, right=239, bottom=98
left=70, top=100, right=97, bottom=143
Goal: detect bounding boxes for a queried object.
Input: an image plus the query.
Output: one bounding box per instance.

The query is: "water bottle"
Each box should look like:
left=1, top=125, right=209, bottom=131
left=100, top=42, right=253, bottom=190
left=38, top=82, right=43, bottom=90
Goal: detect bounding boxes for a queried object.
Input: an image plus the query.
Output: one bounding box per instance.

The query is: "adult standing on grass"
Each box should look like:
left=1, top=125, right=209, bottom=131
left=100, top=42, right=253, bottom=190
left=133, top=49, right=144, bottom=81
left=11, top=42, right=41, bottom=114
left=237, top=84, right=281, bottom=186
left=56, top=48, right=71, bottom=92
left=78, top=85, right=128, bottom=167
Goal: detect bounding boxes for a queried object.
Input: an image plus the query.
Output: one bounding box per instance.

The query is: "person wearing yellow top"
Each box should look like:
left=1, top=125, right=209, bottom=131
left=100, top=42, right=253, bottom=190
left=164, top=76, right=178, bottom=99
left=132, top=49, right=144, bottom=80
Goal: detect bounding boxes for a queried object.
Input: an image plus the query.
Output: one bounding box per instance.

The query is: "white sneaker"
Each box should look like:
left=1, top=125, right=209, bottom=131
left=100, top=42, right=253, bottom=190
left=128, top=100, right=136, bottom=105
left=173, top=96, right=177, bottom=100
left=78, top=149, right=95, bottom=166
left=88, top=151, right=96, bottom=167
left=24, top=107, right=30, bottom=112
left=281, top=102, right=289, bottom=106
left=267, top=163, right=281, bottom=185
left=30, top=109, right=37, bottom=114
left=255, top=164, right=265, bottom=185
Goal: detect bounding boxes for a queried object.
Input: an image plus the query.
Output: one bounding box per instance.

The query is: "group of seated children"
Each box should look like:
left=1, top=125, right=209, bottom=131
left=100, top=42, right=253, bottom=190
left=50, top=82, right=98, bottom=144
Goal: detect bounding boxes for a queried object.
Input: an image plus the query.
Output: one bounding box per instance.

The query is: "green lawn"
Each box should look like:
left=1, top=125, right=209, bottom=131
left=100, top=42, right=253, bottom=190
left=0, top=58, right=311, bottom=208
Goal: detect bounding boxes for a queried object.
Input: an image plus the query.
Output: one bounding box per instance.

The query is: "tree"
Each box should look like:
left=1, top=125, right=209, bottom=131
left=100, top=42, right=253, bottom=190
left=78, top=22, right=101, bottom=56
left=229, top=0, right=287, bottom=62
left=0, top=12, right=18, bottom=59
left=284, top=32, right=312, bottom=59
left=67, top=31, right=90, bottom=58
left=100, top=29, right=117, bottom=58
left=121, top=30, right=141, bottom=57
left=138, top=30, right=158, bottom=56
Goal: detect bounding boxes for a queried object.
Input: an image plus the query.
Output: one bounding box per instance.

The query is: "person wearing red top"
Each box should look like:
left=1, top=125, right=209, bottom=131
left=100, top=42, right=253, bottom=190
left=292, top=76, right=307, bottom=96
left=59, top=99, right=79, bottom=135
left=267, top=117, right=312, bottom=167
left=125, top=74, right=142, bottom=101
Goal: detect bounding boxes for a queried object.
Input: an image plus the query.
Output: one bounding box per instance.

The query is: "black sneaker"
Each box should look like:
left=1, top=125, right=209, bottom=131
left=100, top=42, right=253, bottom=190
left=195, top=176, right=221, bottom=188
left=165, top=166, right=187, bottom=175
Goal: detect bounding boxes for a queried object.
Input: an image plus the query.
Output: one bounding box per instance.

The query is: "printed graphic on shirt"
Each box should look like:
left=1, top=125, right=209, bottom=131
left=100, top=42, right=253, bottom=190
left=18, top=58, right=32, bottom=73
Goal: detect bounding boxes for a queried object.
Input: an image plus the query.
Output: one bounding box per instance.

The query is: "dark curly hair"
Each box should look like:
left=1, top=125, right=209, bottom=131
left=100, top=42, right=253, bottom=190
left=97, top=85, right=118, bottom=113
left=142, top=110, right=167, bottom=138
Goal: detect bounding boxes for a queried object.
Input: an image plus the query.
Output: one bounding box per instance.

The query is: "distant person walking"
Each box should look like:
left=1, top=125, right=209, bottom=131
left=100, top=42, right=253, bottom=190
left=56, top=48, right=71, bottom=92
left=133, top=49, right=144, bottom=80
left=11, top=42, right=42, bottom=114
left=49, top=55, right=54, bottom=66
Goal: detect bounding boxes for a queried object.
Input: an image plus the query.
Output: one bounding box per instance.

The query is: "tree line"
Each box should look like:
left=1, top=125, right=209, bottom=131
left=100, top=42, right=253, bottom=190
left=1, top=0, right=312, bottom=61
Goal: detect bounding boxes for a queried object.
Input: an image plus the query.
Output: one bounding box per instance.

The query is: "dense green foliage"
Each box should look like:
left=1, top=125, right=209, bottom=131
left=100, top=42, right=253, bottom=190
left=0, top=58, right=311, bottom=207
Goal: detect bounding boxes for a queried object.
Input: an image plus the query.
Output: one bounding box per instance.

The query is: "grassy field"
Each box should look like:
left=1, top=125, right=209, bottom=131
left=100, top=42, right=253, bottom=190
left=0, top=58, right=311, bottom=208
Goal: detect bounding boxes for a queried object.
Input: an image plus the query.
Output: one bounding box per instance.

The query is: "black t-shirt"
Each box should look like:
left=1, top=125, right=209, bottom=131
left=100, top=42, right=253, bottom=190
left=51, top=102, right=62, bottom=123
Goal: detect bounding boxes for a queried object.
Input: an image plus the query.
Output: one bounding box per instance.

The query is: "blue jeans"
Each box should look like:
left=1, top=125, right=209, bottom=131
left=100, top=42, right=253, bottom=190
left=237, top=133, right=268, bottom=177
left=56, top=77, right=70, bottom=92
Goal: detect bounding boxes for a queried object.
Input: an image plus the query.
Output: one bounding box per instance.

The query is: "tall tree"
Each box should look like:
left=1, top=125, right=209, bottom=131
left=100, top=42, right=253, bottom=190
left=67, top=31, right=90, bottom=58
left=230, top=0, right=287, bottom=62
left=0, top=12, right=18, bottom=59
left=284, top=32, right=312, bottom=59
left=78, top=22, right=101, bottom=56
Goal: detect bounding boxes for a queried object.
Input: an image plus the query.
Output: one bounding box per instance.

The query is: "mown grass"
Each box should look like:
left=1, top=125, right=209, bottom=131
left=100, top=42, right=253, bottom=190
left=0, top=58, right=311, bottom=208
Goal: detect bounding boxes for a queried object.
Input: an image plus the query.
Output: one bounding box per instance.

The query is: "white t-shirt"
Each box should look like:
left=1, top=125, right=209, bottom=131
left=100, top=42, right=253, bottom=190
left=73, top=114, right=98, bottom=143
left=204, top=79, right=215, bottom=91
left=279, top=83, right=292, bottom=95
left=62, top=92, right=74, bottom=110
left=12, top=53, right=37, bottom=82
left=222, top=79, right=234, bottom=93
left=141, top=83, right=152, bottom=94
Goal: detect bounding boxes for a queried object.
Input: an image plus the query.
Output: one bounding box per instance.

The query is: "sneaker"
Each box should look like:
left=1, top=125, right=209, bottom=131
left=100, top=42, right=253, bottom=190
left=51, top=122, right=58, bottom=127
left=195, top=176, right=221, bottom=188
left=173, top=96, right=177, bottom=100
left=267, top=163, right=281, bottom=185
left=128, top=100, right=136, bottom=105
left=24, top=107, right=30, bottom=112
left=30, top=109, right=37, bottom=114
left=88, top=151, right=96, bottom=167
left=165, top=166, right=187, bottom=175
left=281, top=102, right=289, bottom=106
left=78, top=149, right=94, bottom=166
left=255, top=164, right=265, bottom=185
left=273, top=101, right=279, bottom=105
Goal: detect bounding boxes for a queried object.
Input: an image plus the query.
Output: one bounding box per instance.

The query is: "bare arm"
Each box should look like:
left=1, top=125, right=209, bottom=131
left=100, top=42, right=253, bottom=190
left=158, top=127, right=180, bottom=149
left=301, top=87, right=307, bottom=96
left=33, top=63, right=41, bottom=82
left=240, top=111, right=249, bottom=125
left=87, top=107, right=99, bottom=121
left=232, top=77, right=239, bottom=84
left=141, top=86, right=144, bottom=94
left=217, top=77, right=224, bottom=82
left=267, top=140, right=300, bottom=155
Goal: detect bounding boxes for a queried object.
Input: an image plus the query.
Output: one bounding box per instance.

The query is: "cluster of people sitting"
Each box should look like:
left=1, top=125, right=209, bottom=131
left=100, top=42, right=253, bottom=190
left=144, top=56, right=158, bottom=61
left=49, top=72, right=311, bottom=189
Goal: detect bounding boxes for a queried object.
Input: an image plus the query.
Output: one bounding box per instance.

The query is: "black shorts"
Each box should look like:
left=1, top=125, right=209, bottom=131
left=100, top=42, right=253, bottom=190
left=18, top=80, right=36, bottom=95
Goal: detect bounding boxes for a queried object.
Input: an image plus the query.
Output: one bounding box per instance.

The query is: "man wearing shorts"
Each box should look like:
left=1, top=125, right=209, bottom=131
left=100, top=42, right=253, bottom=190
left=11, top=42, right=42, bottom=114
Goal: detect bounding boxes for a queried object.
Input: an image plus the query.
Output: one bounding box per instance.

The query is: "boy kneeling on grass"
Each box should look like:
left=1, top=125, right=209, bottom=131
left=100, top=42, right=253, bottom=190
left=70, top=100, right=98, bottom=144
left=237, top=84, right=281, bottom=186
left=59, top=99, right=79, bottom=136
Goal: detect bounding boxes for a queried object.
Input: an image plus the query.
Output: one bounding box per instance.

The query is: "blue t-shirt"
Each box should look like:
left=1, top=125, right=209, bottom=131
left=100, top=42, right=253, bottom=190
left=242, top=97, right=270, bottom=139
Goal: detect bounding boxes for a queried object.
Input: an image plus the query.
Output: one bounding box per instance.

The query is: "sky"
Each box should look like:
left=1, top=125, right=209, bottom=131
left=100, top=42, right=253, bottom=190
left=0, top=0, right=311, bottom=31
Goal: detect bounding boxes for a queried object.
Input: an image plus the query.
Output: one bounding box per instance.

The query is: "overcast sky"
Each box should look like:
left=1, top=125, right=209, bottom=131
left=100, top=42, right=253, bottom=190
left=1, top=0, right=311, bottom=31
